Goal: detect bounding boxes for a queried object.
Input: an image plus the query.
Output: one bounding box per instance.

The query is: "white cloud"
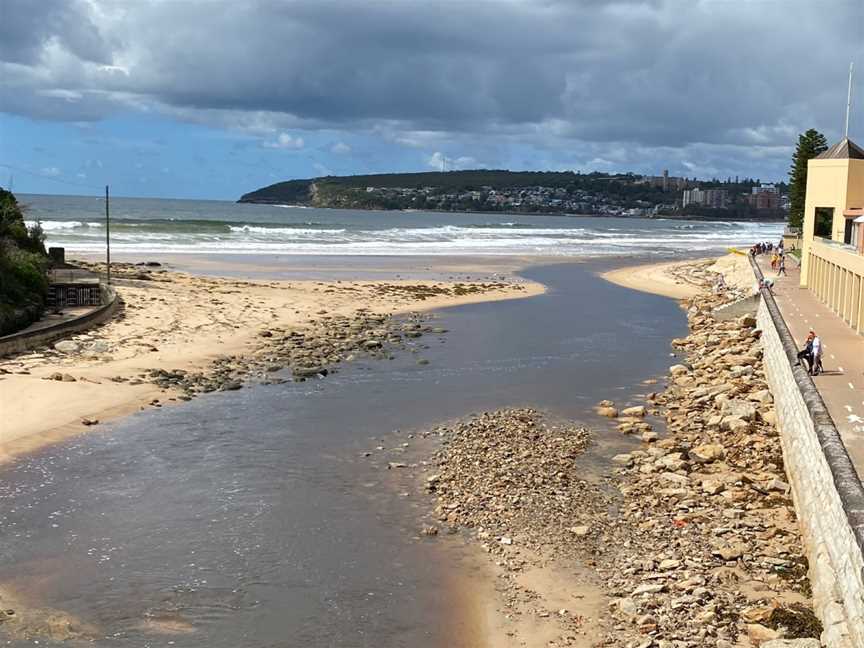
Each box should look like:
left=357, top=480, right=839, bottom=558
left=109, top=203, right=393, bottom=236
left=426, top=152, right=482, bottom=170
left=330, top=141, right=351, bottom=154
left=263, top=132, right=305, bottom=149
left=41, top=166, right=61, bottom=177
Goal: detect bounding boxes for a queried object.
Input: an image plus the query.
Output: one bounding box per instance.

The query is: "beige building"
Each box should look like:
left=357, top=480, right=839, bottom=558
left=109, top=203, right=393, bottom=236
left=800, top=138, right=864, bottom=334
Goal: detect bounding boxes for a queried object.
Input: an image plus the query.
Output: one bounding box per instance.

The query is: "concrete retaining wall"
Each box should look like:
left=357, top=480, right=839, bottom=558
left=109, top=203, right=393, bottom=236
left=0, top=285, right=119, bottom=358
left=753, top=258, right=864, bottom=646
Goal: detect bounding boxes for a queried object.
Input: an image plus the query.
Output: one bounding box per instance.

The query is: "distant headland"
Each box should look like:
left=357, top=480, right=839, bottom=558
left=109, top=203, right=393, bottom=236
left=238, top=169, right=787, bottom=221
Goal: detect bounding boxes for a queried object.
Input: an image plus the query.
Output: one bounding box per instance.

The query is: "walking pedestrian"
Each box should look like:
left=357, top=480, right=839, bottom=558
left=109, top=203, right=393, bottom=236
left=811, top=333, right=824, bottom=376
left=795, top=331, right=815, bottom=373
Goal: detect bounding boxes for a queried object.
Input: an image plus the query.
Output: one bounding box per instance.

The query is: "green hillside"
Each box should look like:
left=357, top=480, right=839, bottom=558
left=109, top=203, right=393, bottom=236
left=0, top=188, right=50, bottom=335
left=239, top=170, right=671, bottom=210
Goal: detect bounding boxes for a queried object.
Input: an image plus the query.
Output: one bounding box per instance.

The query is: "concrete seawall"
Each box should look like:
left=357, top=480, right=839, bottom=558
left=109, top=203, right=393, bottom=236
left=753, top=258, right=864, bottom=646
left=0, top=285, right=119, bottom=358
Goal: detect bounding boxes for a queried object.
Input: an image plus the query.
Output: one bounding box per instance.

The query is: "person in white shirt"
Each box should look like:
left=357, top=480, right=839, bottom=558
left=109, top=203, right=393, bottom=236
left=811, top=334, right=823, bottom=376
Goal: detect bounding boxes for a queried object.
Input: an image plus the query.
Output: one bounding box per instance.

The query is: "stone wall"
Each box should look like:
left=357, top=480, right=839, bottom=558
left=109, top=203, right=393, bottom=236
left=0, top=285, right=118, bottom=358
left=754, top=268, right=864, bottom=646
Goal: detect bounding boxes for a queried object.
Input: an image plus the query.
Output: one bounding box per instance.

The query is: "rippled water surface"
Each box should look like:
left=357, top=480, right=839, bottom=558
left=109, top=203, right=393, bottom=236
left=0, top=261, right=688, bottom=647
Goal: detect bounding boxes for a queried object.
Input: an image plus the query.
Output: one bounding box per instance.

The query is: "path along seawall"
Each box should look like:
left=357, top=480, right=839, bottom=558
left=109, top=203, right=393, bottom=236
left=0, top=284, right=118, bottom=357
left=753, top=259, right=864, bottom=647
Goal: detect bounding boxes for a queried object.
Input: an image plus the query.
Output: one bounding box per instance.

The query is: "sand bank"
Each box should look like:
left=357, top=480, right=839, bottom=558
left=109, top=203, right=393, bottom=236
left=0, top=261, right=543, bottom=463
left=601, top=253, right=757, bottom=301
left=600, top=259, right=713, bottom=299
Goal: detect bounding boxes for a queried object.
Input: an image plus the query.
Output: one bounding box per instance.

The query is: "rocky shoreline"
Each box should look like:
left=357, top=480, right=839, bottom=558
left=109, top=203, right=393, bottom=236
left=415, top=259, right=821, bottom=647
left=138, top=309, right=449, bottom=398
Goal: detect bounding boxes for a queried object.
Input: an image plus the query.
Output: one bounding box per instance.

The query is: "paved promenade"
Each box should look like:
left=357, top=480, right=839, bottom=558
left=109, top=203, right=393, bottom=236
left=759, top=257, right=864, bottom=473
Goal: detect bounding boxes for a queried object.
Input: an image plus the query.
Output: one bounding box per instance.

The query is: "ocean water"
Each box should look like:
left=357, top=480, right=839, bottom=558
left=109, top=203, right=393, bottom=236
left=21, top=193, right=783, bottom=257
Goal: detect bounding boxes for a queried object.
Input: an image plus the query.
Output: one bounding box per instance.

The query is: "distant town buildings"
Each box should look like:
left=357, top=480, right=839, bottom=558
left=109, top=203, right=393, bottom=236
left=639, top=170, right=690, bottom=191
left=746, top=184, right=781, bottom=210
left=341, top=172, right=786, bottom=218
left=682, top=188, right=730, bottom=209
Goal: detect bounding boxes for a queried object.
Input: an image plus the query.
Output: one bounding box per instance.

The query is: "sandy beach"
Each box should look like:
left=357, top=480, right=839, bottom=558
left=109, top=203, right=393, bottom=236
left=601, top=253, right=757, bottom=300
left=0, top=259, right=543, bottom=463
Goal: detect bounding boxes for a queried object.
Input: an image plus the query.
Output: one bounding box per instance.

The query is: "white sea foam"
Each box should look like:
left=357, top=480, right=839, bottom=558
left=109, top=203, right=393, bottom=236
left=27, top=220, right=102, bottom=231
left=229, top=225, right=347, bottom=235
left=38, top=213, right=784, bottom=257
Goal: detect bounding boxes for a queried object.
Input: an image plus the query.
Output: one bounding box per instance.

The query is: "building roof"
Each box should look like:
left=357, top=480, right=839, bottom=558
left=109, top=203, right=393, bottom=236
left=815, top=137, right=864, bottom=160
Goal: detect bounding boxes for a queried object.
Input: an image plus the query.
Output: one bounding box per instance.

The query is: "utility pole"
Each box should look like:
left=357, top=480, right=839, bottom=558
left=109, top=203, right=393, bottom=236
left=105, top=185, right=111, bottom=285
left=845, top=62, right=854, bottom=139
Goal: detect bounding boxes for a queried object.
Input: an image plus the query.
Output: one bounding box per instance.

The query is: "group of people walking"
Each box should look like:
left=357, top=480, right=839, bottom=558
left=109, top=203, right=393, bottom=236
left=750, top=240, right=780, bottom=256
left=770, top=250, right=786, bottom=276
left=750, top=240, right=787, bottom=276
left=750, top=239, right=824, bottom=377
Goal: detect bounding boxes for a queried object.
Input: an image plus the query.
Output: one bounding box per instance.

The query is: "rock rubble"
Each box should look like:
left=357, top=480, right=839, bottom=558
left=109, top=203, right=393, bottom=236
left=597, top=287, right=820, bottom=646
left=418, top=261, right=822, bottom=647
left=141, top=309, right=444, bottom=396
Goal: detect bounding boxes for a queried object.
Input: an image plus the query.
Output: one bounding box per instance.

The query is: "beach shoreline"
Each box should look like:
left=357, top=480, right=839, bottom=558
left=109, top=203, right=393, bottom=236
left=600, top=258, right=714, bottom=299
left=0, top=256, right=545, bottom=464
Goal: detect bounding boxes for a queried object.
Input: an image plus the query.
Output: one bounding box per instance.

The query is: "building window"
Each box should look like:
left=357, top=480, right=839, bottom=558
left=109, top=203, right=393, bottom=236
left=814, top=207, right=833, bottom=238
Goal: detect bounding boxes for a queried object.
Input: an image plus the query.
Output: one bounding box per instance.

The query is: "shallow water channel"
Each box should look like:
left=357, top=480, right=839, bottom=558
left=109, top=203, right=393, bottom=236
left=0, top=260, right=687, bottom=647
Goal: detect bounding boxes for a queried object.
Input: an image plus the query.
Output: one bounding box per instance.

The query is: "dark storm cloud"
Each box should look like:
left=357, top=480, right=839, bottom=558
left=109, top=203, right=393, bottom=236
left=1, top=0, right=862, bottom=164
left=0, top=0, right=111, bottom=65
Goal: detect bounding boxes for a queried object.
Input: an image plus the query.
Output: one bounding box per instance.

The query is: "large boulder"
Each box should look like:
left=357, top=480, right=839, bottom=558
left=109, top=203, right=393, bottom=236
left=721, top=399, right=757, bottom=422
left=690, top=443, right=725, bottom=463
left=621, top=405, right=647, bottom=418
left=54, top=340, right=79, bottom=353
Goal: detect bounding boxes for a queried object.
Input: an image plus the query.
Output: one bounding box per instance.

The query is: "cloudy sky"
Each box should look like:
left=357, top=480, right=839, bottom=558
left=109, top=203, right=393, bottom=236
left=1, top=0, right=862, bottom=199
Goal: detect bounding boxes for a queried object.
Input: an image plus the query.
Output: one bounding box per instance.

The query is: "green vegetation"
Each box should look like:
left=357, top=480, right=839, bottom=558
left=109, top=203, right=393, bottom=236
left=788, top=129, right=828, bottom=229
left=0, top=188, right=50, bottom=335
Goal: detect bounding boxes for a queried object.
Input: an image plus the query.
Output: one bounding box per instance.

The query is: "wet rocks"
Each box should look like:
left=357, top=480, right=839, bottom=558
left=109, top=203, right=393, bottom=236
left=597, top=402, right=619, bottom=418
left=143, top=310, right=444, bottom=398
left=596, top=266, right=820, bottom=646
left=292, top=366, right=327, bottom=379
left=420, top=260, right=820, bottom=648
left=620, top=405, right=646, bottom=418
left=425, top=408, right=600, bottom=556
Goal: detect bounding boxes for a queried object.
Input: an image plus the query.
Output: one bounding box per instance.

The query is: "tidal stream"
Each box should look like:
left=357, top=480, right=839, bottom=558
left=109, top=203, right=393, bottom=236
left=0, top=260, right=687, bottom=647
